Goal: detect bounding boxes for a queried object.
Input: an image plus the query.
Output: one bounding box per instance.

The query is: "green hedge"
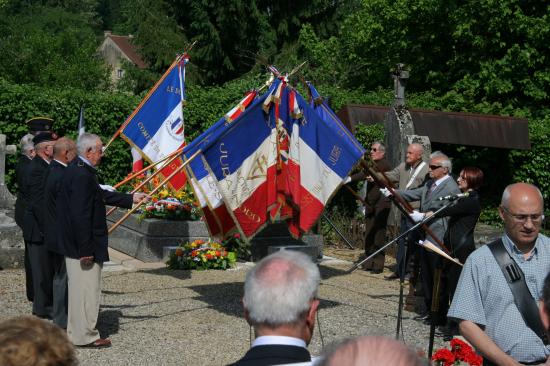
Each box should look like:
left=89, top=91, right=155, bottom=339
left=2, top=76, right=548, bottom=225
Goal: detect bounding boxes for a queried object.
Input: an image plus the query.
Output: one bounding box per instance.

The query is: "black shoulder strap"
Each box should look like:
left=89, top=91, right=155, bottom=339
left=488, top=239, right=549, bottom=345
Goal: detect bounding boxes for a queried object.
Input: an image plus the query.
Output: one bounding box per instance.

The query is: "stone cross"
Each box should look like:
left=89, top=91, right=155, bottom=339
left=0, top=134, right=16, bottom=209
left=392, top=63, right=409, bottom=108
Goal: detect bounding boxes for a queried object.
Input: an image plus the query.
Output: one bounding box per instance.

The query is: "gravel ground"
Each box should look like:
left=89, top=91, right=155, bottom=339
left=0, top=250, right=448, bottom=365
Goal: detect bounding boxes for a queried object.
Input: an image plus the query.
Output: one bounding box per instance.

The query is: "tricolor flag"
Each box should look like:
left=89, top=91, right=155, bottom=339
left=78, top=106, right=85, bottom=136
left=120, top=56, right=188, bottom=190
left=285, top=88, right=365, bottom=234
left=185, top=80, right=282, bottom=240
left=183, top=89, right=260, bottom=238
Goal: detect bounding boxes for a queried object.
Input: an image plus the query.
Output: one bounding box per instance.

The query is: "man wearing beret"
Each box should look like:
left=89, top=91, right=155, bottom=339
left=26, top=116, right=54, bottom=135
left=23, top=131, right=57, bottom=319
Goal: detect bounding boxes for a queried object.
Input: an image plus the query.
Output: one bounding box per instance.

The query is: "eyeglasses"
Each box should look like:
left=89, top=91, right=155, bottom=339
left=371, top=148, right=378, bottom=152
left=501, top=206, right=545, bottom=224
left=429, top=165, right=442, bottom=170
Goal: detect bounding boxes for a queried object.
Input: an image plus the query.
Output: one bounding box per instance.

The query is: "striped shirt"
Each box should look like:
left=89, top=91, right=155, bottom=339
left=448, top=234, right=550, bottom=363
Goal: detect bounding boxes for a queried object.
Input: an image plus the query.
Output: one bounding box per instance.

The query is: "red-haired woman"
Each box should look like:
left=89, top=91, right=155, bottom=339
left=427, top=166, right=484, bottom=339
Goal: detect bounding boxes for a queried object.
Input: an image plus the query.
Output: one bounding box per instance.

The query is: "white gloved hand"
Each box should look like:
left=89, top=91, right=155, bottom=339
left=379, top=188, right=392, bottom=197
left=409, top=210, right=425, bottom=223
left=343, top=176, right=352, bottom=184
left=99, top=184, right=116, bottom=192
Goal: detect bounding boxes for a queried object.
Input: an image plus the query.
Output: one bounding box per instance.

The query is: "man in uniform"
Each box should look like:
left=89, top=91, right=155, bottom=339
left=44, top=137, right=77, bottom=329
left=23, top=131, right=57, bottom=318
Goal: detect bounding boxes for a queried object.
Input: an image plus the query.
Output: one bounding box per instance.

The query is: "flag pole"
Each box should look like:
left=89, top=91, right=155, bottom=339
left=108, top=149, right=201, bottom=234
left=104, top=41, right=198, bottom=152
left=112, top=146, right=186, bottom=190
left=106, top=148, right=187, bottom=217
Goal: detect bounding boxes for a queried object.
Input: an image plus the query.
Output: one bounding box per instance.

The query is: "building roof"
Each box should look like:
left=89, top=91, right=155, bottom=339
left=106, top=34, right=148, bottom=69
left=336, top=104, right=531, bottom=150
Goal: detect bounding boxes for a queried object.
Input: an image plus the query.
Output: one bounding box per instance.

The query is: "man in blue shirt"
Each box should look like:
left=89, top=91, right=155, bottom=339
left=448, top=183, right=550, bottom=365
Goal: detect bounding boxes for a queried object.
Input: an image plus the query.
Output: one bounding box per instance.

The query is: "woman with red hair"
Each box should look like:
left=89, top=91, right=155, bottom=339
left=428, top=166, right=484, bottom=340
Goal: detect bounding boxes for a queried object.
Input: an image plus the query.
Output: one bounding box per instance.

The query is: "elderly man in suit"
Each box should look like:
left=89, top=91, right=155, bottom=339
left=228, top=250, right=321, bottom=366
left=394, top=152, right=460, bottom=324
left=56, top=133, right=149, bottom=348
left=382, top=143, right=429, bottom=280
left=44, top=137, right=77, bottom=329
left=23, top=132, right=58, bottom=319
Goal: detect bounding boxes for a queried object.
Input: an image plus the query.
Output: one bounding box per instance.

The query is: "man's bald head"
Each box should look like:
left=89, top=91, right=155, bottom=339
left=53, top=137, right=77, bottom=164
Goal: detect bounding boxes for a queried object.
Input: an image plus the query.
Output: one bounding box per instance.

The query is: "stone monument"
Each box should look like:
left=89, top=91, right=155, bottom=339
left=0, top=133, right=25, bottom=269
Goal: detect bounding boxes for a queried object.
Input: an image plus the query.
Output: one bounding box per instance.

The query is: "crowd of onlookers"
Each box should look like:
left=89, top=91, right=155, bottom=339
left=5, top=118, right=550, bottom=365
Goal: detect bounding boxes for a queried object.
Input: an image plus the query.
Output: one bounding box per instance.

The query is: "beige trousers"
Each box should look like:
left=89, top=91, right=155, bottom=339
left=65, top=257, right=102, bottom=345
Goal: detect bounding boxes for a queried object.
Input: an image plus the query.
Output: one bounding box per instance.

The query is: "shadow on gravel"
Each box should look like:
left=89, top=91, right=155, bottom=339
left=319, top=264, right=352, bottom=280
left=98, top=309, right=122, bottom=338
left=186, top=282, right=244, bottom=318
left=133, top=267, right=193, bottom=280
left=187, top=282, right=341, bottom=319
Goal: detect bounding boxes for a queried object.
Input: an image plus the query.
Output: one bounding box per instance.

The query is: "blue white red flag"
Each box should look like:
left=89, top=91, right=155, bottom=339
left=284, top=84, right=365, bottom=235
left=187, top=80, right=282, bottom=240
left=120, top=56, right=188, bottom=190
left=183, top=89, right=260, bottom=238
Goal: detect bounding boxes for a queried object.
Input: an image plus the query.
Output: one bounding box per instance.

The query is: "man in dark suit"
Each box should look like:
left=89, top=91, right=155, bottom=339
left=396, top=152, right=460, bottom=324
left=14, top=133, right=35, bottom=302
left=57, top=133, right=149, bottom=348
left=347, top=141, right=392, bottom=273
left=228, top=250, right=320, bottom=366
left=44, top=137, right=76, bottom=329
left=23, top=131, right=57, bottom=319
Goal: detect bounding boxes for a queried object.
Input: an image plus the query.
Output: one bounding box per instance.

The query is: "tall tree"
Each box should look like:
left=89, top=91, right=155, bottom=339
left=0, top=4, right=109, bottom=90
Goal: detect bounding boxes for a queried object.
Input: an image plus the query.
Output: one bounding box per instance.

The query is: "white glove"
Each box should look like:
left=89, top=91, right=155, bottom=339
left=379, top=188, right=392, bottom=197
left=99, top=184, right=116, bottom=192
left=343, top=176, right=352, bottom=184
left=409, top=210, right=425, bottom=223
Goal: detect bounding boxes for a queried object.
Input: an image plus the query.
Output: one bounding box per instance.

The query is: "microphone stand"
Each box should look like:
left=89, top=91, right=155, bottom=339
left=347, top=198, right=461, bottom=341
left=322, top=212, right=355, bottom=249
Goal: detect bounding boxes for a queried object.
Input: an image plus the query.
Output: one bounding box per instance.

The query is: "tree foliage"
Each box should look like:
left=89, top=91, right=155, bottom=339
left=0, top=4, right=109, bottom=90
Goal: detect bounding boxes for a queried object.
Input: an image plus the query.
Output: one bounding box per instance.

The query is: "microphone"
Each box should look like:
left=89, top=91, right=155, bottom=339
left=437, top=192, right=470, bottom=201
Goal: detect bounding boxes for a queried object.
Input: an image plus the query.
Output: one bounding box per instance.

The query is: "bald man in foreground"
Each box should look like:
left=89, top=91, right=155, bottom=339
left=448, top=183, right=550, bottom=365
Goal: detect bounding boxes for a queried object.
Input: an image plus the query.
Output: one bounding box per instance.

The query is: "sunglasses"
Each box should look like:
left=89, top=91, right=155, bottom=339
left=429, top=165, right=442, bottom=170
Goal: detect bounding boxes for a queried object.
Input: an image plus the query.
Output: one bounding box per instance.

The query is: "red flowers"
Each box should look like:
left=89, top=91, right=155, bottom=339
left=432, top=338, right=482, bottom=366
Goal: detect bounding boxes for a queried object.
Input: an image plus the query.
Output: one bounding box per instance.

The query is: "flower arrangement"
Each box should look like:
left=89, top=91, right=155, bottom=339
left=167, top=239, right=236, bottom=270
left=140, top=188, right=200, bottom=221
left=432, top=338, right=483, bottom=366
left=121, top=172, right=201, bottom=221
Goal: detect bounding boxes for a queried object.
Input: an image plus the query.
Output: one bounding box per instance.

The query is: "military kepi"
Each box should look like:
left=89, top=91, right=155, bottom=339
left=32, top=131, right=57, bottom=145
left=26, top=117, right=54, bottom=133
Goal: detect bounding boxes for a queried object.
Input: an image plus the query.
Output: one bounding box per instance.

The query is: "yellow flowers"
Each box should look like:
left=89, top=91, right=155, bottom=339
left=166, top=239, right=236, bottom=270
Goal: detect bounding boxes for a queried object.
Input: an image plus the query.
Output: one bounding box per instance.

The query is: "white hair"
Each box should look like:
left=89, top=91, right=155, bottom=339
left=20, top=134, right=34, bottom=152
left=76, top=133, right=101, bottom=156
left=243, top=250, right=320, bottom=326
left=372, top=141, right=386, bottom=153
left=431, top=152, right=452, bottom=173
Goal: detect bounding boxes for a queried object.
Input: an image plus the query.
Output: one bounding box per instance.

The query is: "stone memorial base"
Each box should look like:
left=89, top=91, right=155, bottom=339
left=107, top=208, right=323, bottom=263
left=0, top=210, right=25, bottom=269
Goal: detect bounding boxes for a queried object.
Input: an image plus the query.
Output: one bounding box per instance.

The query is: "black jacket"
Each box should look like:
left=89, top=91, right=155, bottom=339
left=434, top=190, right=481, bottom=259
left=227, top=345, right=311, bottom=366
left=44, top=160, right=67, bottom=254
left=23, top=156, right=49, bottom=243
left=15, top=154, right=32, bottom=228
left=56, top=157, right=132, bottom=263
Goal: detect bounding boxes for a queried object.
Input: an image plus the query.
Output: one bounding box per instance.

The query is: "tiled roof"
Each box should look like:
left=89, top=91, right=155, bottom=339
left=107, top=34, right=147, bottom=69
